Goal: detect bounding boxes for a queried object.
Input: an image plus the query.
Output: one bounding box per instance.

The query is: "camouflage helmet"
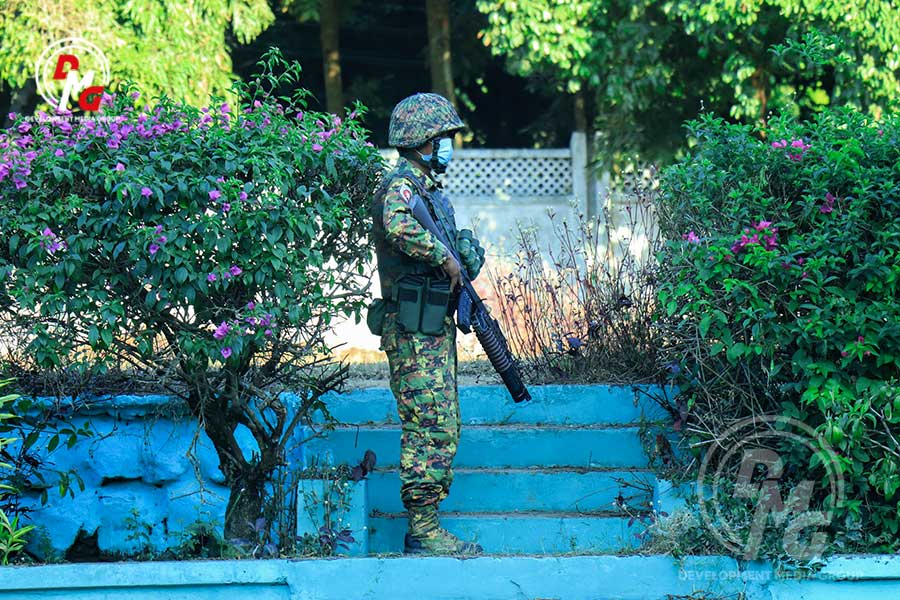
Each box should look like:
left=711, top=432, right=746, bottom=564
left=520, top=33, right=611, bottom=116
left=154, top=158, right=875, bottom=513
left=388, top=93, right=465, bottom=148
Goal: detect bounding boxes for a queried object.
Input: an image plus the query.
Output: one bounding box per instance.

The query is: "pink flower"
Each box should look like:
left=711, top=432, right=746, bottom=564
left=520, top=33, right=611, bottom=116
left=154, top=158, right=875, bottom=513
left=209, top=190, right=221, bottom=200
left=54, top=149, right=64, bottom=157
left=771, top=139, right=788, bottom=149
left=141, top=186, right=152, bottom=197
left=312, top=143, right=323, bottom=152
left=841, top=351, right=849, bottom=357
left=820, top=192, right=836, bottom=214
left=681, top=231, right=700, bottom=244
left=214, top=321, right=230, bottom=340
left=221, top=347, right=232, bottom=359
left=754, top=220, right=773, bottom=231
left=858, top=335, right=865, bottom=343
left=115, top=162, right=125, bottom=172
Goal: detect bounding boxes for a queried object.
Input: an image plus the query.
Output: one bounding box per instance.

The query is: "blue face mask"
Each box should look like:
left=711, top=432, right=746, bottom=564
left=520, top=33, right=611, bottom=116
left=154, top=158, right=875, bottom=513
left=420, top=137, right=454, bottom=171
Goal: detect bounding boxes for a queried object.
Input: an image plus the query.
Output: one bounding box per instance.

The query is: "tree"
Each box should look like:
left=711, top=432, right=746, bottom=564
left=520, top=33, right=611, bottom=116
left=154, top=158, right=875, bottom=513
left=0, top=49, right=382, bottom=543
left=476, top=0, right=900, bottom=163
left=0, top=0, right=275, bottom=122
left=320, top=0, right=344, bottom=113
left=426, top=0, right=456, bottom=109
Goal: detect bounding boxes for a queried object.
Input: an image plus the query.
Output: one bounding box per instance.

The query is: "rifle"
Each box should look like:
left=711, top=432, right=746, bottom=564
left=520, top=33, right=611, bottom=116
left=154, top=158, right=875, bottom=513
left=407, top=193, right=531, bottom=403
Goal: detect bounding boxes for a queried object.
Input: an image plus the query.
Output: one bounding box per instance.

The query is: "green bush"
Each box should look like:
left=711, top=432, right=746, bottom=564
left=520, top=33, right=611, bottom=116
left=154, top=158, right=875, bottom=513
left=0, top=48, right=382, bottom=543
left=656, top=107, right=900, bottom=553
left=0, top=380, right=34, bottom=564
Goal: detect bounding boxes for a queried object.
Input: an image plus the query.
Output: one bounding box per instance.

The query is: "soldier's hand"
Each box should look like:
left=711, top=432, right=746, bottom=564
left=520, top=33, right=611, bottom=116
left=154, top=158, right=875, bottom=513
left=441, top=255, right=462, bottom=291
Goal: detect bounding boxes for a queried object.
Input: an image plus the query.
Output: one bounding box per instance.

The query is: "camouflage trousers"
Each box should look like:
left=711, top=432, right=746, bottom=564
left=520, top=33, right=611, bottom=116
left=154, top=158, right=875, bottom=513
left=380, top=311, right=460, bottom=508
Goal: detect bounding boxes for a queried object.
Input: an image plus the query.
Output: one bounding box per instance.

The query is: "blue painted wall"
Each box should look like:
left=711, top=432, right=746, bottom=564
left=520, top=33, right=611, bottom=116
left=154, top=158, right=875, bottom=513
left=3, top=554, right=900, bottom=599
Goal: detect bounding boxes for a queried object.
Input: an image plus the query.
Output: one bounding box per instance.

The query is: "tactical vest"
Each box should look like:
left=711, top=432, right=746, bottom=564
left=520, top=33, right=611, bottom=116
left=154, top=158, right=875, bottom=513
left=370, top=161, right=458, bottom=300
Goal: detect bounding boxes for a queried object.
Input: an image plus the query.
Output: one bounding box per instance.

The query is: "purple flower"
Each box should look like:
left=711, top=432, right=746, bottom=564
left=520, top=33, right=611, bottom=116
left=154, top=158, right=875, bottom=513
left=42, top=227, right=54, bottom=237
left=154, top=224, right=164, bottom=234
left=312, top=143, right=323, bottom=152
left=771, top=139, right=787, bottom=149
left=207, top=273, right=217, bottom=282
left=141, top=186, right=152, bottom=197
left=115, top=162, right=125, bottom=173
left=229, top=265, right=242, bottom=277
left=149, top=243, right=160, bottom=255
left=222, top=203, right=231, bottom=212
left=239, top=191, right=248, bottom=201
left=221, top=347, right=233, bottom=359
left=754, top=220, right=773, bottom=231
left=54, top=149, right=65, bottom=157
left=13, top=179, right=26, bottom=190
left=264, top=329, right=273, bottom=336
left=820, top=192, right=836, bottom=214
left=214, top=321, right=230, bottom=340
left=209, top=190, right=222, bottom=200
left=216, top=176, right=225, bottom=183
left=681, top=231, right=700, bottom=244
left=247, top=301, right=256, bottom=310
left=157, top=235, right=167, bottom=244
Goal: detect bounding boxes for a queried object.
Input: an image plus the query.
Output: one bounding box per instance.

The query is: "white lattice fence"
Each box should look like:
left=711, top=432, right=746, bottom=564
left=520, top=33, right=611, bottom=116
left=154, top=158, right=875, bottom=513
left=441, top=149, right=573, bottom=200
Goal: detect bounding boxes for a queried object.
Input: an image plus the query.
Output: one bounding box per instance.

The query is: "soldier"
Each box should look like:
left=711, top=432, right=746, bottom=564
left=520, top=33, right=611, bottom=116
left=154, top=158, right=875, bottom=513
left=369, top=93, right=486, bottom=555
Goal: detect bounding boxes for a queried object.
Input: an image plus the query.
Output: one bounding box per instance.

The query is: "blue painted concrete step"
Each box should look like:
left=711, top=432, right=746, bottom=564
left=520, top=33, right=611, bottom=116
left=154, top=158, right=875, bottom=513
left=368, top=512, right=645, bottom=554
left=367, top=468, right=654, bottom=514
left=304, top=425, right=650, bottom=469
left=311, top=384, right=671, bottom=426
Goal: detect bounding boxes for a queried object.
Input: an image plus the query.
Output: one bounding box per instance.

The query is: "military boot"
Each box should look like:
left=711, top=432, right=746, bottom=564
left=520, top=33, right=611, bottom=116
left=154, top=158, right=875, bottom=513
left=404, top=503, right=483, bottom=555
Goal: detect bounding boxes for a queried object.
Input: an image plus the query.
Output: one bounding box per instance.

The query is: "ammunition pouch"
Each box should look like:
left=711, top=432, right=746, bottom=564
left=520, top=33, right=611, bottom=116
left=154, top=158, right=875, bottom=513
left=392, top=275, right=452, bottom=335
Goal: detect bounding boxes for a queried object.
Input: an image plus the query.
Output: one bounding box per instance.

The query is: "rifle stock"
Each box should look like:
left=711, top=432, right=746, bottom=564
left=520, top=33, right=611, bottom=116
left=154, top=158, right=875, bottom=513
left=407, top=195, right=531, bottom=403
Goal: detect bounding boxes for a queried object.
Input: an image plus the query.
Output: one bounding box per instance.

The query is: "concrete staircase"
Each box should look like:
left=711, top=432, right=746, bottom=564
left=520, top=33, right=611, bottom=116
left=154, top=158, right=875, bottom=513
left=307, top=384, right=670, bottom=555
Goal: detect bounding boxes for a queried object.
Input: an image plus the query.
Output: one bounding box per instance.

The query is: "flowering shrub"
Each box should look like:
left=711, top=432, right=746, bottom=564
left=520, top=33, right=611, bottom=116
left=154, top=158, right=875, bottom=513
left=656, top=108, right=900, bottom=553
left=0, top=48, right=382, bottom=542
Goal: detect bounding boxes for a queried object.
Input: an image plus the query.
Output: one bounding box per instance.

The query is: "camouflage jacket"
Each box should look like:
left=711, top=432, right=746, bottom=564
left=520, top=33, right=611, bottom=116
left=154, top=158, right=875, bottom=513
left=371, top=156, right=459, bottom=299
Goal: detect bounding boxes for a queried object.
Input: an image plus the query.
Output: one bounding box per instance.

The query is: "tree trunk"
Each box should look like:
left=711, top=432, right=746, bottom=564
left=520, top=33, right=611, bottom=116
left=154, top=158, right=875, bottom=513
left=426, top=0, right=455, bottom=105
left=3, top=80, right=36, bottom=126
left=224, top=472, right=267, bottom=542
left=320, top=0, right=343, bottom=114
left=426, top=0, right=461, bottom=146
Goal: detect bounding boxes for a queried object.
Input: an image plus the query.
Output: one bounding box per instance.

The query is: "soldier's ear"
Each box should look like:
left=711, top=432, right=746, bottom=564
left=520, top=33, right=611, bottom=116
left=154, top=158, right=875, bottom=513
left=417, top=139, right=434, bottom=155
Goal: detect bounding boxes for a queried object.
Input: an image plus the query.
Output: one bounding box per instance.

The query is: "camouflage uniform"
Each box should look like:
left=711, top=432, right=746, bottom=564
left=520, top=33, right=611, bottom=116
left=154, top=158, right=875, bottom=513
left=375, top=156, right=460, bottom=507
left=371, top=93, right=482, bottom=554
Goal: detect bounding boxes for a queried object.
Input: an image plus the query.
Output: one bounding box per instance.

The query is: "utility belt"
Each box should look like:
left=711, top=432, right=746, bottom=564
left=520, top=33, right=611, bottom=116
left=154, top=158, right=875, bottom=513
left=366, top=274, right=454, bottom=336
